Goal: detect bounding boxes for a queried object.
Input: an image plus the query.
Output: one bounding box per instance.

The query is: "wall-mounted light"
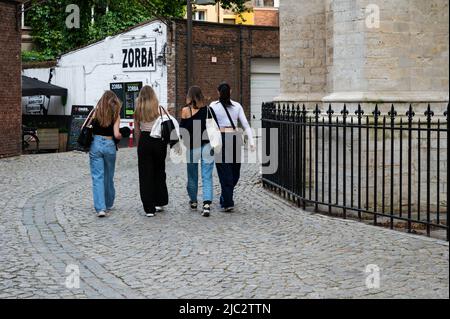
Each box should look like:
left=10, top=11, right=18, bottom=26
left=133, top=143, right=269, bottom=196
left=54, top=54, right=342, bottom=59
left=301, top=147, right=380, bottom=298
left=153, top=24, right=163, bottom=34
left=156, top=43, right=168, bottom=66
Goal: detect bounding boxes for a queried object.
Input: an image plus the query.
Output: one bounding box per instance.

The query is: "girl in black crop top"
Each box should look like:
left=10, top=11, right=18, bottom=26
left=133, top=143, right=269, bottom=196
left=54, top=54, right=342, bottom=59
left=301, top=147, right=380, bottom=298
left=179, top=86, right=217, bottom=217
left=88, top=91, right=122, bottom=218
left=180, top=105, right=217, bottom=150
left=92, top=119, right=115, bottom=137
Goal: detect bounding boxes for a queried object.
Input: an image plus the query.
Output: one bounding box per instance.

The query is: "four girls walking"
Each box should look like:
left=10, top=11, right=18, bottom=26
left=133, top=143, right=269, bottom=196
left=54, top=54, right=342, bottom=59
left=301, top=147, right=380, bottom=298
left=88, top=82, right=254, bottom=218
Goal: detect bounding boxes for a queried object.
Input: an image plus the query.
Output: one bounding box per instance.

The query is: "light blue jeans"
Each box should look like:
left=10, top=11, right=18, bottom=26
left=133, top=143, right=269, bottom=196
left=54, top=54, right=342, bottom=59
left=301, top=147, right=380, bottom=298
left=89, top=135, right=117, bottom=213
left=187, top=143, right=214, bottom=204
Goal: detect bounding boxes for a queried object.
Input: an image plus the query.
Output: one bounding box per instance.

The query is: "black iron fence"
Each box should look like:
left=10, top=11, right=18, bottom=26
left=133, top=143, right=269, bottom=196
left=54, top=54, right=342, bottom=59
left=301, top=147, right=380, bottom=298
left=262, top=102, right=449, bottom=241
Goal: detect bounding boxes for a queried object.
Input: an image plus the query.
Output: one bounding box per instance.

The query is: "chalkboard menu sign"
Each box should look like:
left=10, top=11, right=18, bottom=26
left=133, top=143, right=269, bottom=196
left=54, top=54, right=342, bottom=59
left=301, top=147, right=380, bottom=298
left=68, top=105, right=94, bottom=151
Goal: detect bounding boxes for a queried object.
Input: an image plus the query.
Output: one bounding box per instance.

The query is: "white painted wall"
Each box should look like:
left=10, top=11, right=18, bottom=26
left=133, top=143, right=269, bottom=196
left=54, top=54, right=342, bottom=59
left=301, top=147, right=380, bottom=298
left=23, top=20, right=169, bottom=124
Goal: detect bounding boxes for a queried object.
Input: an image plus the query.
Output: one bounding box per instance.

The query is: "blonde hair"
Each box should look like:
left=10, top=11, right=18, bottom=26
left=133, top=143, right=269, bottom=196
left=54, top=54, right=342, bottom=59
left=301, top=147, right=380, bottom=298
left=94, top=91, right=121, bottom=127
left=134, top=85, right=160, bottom=123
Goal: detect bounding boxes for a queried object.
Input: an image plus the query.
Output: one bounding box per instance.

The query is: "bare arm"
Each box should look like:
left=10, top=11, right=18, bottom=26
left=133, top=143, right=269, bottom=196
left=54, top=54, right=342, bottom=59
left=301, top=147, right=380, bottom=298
left=238, top=106, right=255, bottom=147
left=113, top=117, right=122, bottom=141
left=134, top=121, right=141, bottom=146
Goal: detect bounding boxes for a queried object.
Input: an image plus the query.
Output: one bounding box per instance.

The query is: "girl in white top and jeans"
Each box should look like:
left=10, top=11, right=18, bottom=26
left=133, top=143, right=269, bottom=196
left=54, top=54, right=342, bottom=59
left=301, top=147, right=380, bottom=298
left=210, top=82, right=255, bottom=212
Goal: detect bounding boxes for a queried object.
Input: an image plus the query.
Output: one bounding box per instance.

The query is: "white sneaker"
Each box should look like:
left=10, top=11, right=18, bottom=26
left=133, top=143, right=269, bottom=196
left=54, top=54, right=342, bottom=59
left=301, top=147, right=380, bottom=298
left=223, top=207, right=235, bottom=213
left=202, top=203, right=211, bottom=217
left=146, top=212, right=155, bottom=217
left=155, top=206, right=164, bottom=213
left=97, top=211, right=106, bottom=218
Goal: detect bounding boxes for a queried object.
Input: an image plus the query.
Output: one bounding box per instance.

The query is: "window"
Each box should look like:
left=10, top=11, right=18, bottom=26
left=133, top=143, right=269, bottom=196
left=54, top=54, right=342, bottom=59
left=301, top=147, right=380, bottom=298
left=223, top=18, right=236, bottom=24
left=194, top=11, right=206, bottom=21
left=21, top=3, right=32, bottom=28
left=254, top=0, right=276, bottom=7
left=254, top=0, right=264, bottom=7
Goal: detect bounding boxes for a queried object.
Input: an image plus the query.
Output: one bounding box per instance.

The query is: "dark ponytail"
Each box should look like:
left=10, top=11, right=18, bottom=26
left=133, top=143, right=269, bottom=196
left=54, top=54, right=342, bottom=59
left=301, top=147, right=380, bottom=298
left=186, top=86, right=205, bottom=109
left=218, top=82, right=232, bottom=107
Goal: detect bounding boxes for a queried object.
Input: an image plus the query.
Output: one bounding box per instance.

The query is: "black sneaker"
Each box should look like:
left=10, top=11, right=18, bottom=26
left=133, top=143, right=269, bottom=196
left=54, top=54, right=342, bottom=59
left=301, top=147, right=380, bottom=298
left=202, top=203, right=211, bottom=217
left=190, top=201, right=198, bottom=210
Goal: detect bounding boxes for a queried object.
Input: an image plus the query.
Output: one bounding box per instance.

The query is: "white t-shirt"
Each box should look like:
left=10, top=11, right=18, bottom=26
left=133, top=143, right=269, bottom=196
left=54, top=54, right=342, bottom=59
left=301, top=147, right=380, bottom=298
left=209, top=100, right=255, bottom=146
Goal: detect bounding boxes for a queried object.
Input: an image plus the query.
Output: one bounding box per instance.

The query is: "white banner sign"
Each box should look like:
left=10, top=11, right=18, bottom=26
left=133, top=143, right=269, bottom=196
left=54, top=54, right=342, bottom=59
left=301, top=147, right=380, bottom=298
left=25, top=96, right=44, bottom=114
left=122, top=36, right=157, bottom=72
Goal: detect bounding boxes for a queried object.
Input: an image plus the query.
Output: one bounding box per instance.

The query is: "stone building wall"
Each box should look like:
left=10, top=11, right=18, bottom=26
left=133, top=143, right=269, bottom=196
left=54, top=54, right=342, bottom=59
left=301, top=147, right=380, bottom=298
left=277, top=0, right=449, bottom=103
left=278, top=0, right=327, bottom=102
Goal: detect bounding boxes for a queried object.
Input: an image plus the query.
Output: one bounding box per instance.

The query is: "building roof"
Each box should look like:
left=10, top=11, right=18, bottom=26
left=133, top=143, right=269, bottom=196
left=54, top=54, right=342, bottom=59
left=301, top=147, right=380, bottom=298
left=57, top=18, right=164, bottom=58
left=0, top=0, right=25, bottom=4
left=22, top=60, right=57, bottom=70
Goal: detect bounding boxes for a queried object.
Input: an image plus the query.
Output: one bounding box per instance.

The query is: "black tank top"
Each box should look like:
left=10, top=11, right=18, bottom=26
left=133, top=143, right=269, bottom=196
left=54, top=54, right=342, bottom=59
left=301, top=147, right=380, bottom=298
left=92, top=119, right=114, bottom=137
left=180, top=106, right=217, bottom=149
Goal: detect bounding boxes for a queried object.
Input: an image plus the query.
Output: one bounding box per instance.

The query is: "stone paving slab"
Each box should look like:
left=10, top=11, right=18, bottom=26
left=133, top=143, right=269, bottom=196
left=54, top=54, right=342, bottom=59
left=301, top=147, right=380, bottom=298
left=0, top=149, right=448, bottom=299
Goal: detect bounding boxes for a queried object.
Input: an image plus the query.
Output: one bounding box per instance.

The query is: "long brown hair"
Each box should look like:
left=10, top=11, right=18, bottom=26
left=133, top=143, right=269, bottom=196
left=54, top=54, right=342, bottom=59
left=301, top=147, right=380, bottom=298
left=94, top=90, right=121, bottom=127
left=134, top=85, right=160, bottom=123
left=186, top=86, right=205, bottom=109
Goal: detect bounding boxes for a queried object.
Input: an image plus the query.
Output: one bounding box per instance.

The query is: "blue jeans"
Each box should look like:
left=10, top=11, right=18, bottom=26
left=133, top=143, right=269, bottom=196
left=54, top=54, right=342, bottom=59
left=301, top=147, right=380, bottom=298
left=187, top=143, right=214, bottom=204
left=89, top=135, right=117, bottom=212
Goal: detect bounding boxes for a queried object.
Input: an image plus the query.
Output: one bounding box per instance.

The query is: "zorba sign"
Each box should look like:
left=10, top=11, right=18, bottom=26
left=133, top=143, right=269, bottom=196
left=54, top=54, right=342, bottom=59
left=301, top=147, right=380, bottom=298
left=122, top=36, right=157, bottom=72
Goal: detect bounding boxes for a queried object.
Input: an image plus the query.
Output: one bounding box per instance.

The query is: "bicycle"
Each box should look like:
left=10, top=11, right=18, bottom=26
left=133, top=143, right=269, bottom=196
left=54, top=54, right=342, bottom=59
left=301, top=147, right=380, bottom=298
left=22, top=126, right=40, bottom=153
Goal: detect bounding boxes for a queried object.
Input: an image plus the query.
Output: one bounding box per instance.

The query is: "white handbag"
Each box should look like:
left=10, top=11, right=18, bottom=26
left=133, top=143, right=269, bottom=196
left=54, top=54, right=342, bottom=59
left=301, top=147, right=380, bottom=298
left=206, top=107, right=222, bottom=153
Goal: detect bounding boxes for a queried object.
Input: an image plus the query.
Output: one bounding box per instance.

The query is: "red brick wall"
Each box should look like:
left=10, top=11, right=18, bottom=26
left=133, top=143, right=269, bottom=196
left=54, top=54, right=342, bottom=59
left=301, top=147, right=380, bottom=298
left=170, top=20, right=279, bottom=119
left=254, top=9, right=279, bottom=27
left=0, top=1, right=22, bottom=158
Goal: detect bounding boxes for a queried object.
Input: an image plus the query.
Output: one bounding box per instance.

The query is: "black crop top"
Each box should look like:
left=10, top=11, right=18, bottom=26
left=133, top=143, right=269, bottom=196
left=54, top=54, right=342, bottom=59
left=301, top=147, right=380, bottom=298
left=92, top=119, right=114, bottom=137
left=180, top=106, right=217, bottom=149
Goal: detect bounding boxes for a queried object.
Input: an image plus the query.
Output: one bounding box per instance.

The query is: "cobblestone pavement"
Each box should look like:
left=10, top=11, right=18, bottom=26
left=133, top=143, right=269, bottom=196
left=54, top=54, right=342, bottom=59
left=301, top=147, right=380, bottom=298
left=0, top=149, right=448, bottom=299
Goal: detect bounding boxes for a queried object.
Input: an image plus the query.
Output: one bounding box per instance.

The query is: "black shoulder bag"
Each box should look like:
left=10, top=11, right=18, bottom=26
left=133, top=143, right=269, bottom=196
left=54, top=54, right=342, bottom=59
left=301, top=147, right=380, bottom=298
left=221, top=102, right=244, bottom=145
left=160, top=106, right=179, bottom=148
left=77, top=109, right=95, bottom=152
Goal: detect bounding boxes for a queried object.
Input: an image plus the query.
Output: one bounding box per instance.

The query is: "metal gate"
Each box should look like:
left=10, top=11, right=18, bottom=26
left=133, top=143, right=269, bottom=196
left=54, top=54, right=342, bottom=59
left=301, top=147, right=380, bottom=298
left=261, top=102, right=449, bottom=241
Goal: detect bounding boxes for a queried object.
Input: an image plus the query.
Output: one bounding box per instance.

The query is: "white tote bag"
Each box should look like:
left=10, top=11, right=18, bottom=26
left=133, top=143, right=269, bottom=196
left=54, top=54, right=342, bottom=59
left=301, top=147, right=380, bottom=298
left=206, top=107, right=222, bottom=153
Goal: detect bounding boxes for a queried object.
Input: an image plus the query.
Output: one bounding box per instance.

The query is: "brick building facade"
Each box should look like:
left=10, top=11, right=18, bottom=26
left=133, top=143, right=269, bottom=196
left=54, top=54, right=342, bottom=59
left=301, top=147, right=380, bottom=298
left=0, top=0, right=22, bottom=158
left=169, top=19, right=279, bottom=118
left=254, top=8, right=279, bottom=27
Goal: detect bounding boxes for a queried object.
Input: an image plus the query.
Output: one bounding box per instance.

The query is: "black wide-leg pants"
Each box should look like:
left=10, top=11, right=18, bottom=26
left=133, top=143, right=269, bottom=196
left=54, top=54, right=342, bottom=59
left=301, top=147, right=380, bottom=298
left=137, top=132, right=169, bottom=214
